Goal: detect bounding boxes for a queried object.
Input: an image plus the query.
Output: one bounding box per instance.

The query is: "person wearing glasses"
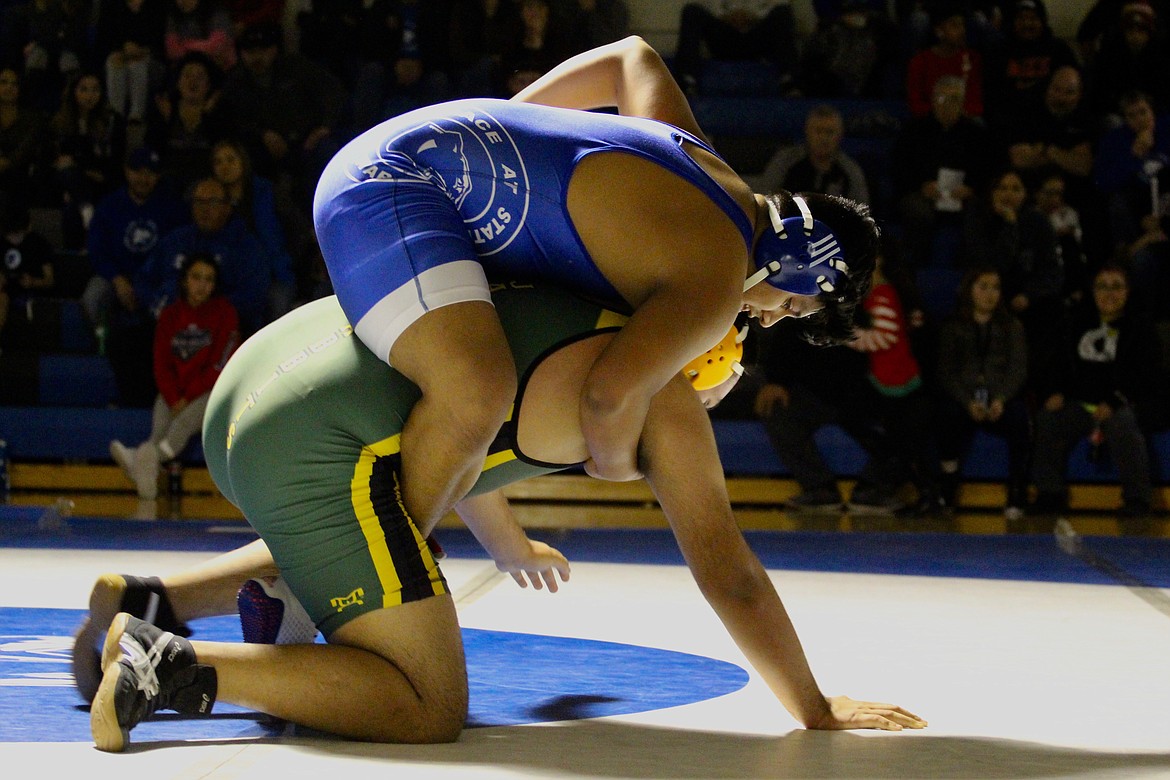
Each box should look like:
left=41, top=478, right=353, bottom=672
left=1029, top=263, right=1161, bottom=522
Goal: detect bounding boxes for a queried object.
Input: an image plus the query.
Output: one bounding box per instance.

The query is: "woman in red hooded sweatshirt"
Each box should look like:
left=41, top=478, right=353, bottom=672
left=110, top=251, right=239, bottom=499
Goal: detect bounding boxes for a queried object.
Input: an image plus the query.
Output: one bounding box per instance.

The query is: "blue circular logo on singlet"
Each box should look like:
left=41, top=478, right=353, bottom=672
left=347, top=108, right=530, bottom=257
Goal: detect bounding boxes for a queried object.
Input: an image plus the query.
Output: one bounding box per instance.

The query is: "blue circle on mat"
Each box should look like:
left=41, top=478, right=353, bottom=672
left=0, top=607, right=749, bottom=743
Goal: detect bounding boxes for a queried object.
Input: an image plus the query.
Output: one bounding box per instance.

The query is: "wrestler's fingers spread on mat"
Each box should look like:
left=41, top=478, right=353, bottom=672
left=862, top=703, right=928, bottom=730
left=511, top=572, right=529, bottom=589
left=538, top=570, right=558, bottom=593
left=826, top=696, right=928, bottom=731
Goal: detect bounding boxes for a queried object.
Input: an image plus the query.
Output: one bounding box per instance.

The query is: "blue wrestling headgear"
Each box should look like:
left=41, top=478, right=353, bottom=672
left=743, top=194, right=849, bottom=299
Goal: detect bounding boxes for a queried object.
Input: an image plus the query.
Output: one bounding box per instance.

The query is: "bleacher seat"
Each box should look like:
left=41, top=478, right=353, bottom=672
left=915, top=265, right=963, bottom=323
left=0, top=406, right=205, bottom=464
left=26, top=298, right=97, bottom=354
left=37, top=355, right=117, bottom=407
left=697, top=60, right=787, bottom=97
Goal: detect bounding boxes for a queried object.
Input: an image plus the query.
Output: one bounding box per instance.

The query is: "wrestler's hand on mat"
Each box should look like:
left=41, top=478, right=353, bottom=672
left=811, top=696, right=928, bottom=731
left=496, top=541, right=571, bottom=593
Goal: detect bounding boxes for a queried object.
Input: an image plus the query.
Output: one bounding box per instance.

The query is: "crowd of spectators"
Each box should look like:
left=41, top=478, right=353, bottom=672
left=695, top=0, right=1170, bottom=523
left=0, top=0, right=1166, bottom=521
left=0, top=0, right=633, bottom=369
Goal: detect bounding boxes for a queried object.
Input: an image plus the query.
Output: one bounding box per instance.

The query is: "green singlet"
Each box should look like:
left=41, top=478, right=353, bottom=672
left=203, top=283, right=624, bottom=636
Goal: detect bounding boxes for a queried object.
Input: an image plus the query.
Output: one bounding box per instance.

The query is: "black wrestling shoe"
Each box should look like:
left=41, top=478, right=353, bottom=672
left=91, top=613, right=217, bottom=753
left=73, top=574, right=191, bottom=704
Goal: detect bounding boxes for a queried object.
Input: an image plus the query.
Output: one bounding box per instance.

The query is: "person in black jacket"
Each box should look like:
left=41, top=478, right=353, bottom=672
left=934, top=266, right=1032, bottom=518
left=959, top=167, right=1063, bottom=389
left=1030, top=262, right=1162, bottom=519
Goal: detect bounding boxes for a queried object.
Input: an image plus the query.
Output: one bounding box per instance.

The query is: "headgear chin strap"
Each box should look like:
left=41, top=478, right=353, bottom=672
left=744, top=195, right=849, bottom=297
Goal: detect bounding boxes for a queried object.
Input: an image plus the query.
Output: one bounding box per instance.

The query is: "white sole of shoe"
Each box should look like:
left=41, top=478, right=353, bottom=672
left=90, top=612, right=131, bottom=752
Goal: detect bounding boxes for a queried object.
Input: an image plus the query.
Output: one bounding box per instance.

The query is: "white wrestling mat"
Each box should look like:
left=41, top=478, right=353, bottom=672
left=1, top=520, right=1168, bottom=780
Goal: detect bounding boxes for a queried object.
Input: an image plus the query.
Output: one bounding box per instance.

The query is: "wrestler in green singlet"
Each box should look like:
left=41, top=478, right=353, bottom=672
left=202, top=283, right=625, bottom=637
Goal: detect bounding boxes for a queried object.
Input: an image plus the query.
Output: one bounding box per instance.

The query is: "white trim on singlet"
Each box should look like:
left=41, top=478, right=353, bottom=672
left=355, top=260, right=493, bottom=365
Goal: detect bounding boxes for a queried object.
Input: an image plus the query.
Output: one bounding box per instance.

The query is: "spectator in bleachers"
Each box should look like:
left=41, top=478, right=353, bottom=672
left=561, top=0, right=630, bottom=56
left=997, top=66, right=1106, bottom=256
left=959, top=168, right=1063, bottom=388
left=164, top=0, right=238, bottom=75
left=446, top=0, right=523, bottom=98
left=1085, top=1, right=1170, bottom=117
left=219, top=22, right=345, bottom=208
left=0, top=196, right=56, bottom=296
left=1126, top=191, right=1169, bottom=325
left=292, top=0, right=362, bottom=81
left=0, top=0, right=90, bottom=113
left=896, top=0, right=1004, bottom=72
left=209, top=137, right=295, bottom=318
left=348, top=0, right=454, bottom=131
left=891, top=75, right=989, bottom=267
left=751, top=321, right=908, bottom=515
left=0, top=195, right=57, bottom=348
left=1033, top=169, right=1091, bottom=310
left=1029, top=262, right=1161, bottom=521
left=81, top=146, right=188, bottom=404
left=144, top=51, right=230, bottom=194
left=934, top=265, right=1032, bottom=519
left=1076, top=0, right=1169, bottom=65
left=848, top=237, right=944, bottom=518
left=905, top=3, right=984, bottom=120
left=222, top=0, right=284, bottom=37
left=0, top=66, right=49, bottom=204
left=499, top=0, right=575, bottom=96
left=1093, top=89, right=1170, bottom=250
left=135, top=175, right=283, bottom=335
left=800, top=0, right=899, bottom=99
left=110, top=251, right=238, bottom=499
left=48, top=71, right=128, bottom=249
left=95, top=0, right=169, bottom=125
left=672, top=1, right=799, bottom=95
left=750, top=104, right=870, bottom=204
left=983, top=0, right=1077, bottom=126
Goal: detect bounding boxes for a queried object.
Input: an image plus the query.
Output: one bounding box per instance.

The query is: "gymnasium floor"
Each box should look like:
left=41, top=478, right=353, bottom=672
left=1, top=495, right=1169, bottom=780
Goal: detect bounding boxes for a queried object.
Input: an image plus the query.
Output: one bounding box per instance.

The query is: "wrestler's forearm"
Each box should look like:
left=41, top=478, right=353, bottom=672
left=454, top=490, right=532, bottom=565
left=640, top=380, right=833, bottom=727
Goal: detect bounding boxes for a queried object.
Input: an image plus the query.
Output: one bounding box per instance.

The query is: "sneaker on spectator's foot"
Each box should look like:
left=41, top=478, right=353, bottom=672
left=1004, top=505, right=1025, bottom=522
left=73, top=574, right=190, bottom=703
left=133, top=442, right=160, bottom=500
left=238, top=577, right=318, bottom=645
left=91, top=613, right=217, bottom=752
left=426, top=534, right=446, bottom=560
left=848, top=489, right=903, bottom=516
left=109, top=441, right=134, bottom=480
left=785, top=489, right=844, bottom=513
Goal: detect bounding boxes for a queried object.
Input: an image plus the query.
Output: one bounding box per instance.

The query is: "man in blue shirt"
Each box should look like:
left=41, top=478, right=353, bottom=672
left=136, top=177, right=286, bottom=336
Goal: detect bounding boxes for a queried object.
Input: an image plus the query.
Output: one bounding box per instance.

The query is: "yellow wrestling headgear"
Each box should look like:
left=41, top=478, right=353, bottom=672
left=683, top=326, right=746, bottom=391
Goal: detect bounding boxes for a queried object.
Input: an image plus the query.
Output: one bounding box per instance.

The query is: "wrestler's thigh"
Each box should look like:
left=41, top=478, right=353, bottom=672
left=389, top=300, right=515, bottom=395
left=330, top=595, right=469, bottom=724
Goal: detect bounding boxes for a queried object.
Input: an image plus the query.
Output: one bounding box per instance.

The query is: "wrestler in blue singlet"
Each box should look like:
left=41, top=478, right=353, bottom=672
left=313, top=98, right=754, bottom=362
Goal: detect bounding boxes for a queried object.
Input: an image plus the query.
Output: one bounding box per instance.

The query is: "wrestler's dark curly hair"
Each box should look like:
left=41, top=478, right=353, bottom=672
left=763, top=190, right=879, bottom=347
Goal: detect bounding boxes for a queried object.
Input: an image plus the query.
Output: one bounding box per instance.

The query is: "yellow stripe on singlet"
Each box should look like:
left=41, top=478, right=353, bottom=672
left=351, top=434, right=447, bottom=605
left=483, top=449, right=517, bottom=471
left=595, top=310, right=628, bottom=330
left=351, top=435, right=406, bottom=608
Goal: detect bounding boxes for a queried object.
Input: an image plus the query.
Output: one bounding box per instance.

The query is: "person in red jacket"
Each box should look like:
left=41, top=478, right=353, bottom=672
left=906, top=4, right=984, bottom=119
left=110, top=252, right=239, bottom=499
left=847, top=238, right=944, bottom=517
